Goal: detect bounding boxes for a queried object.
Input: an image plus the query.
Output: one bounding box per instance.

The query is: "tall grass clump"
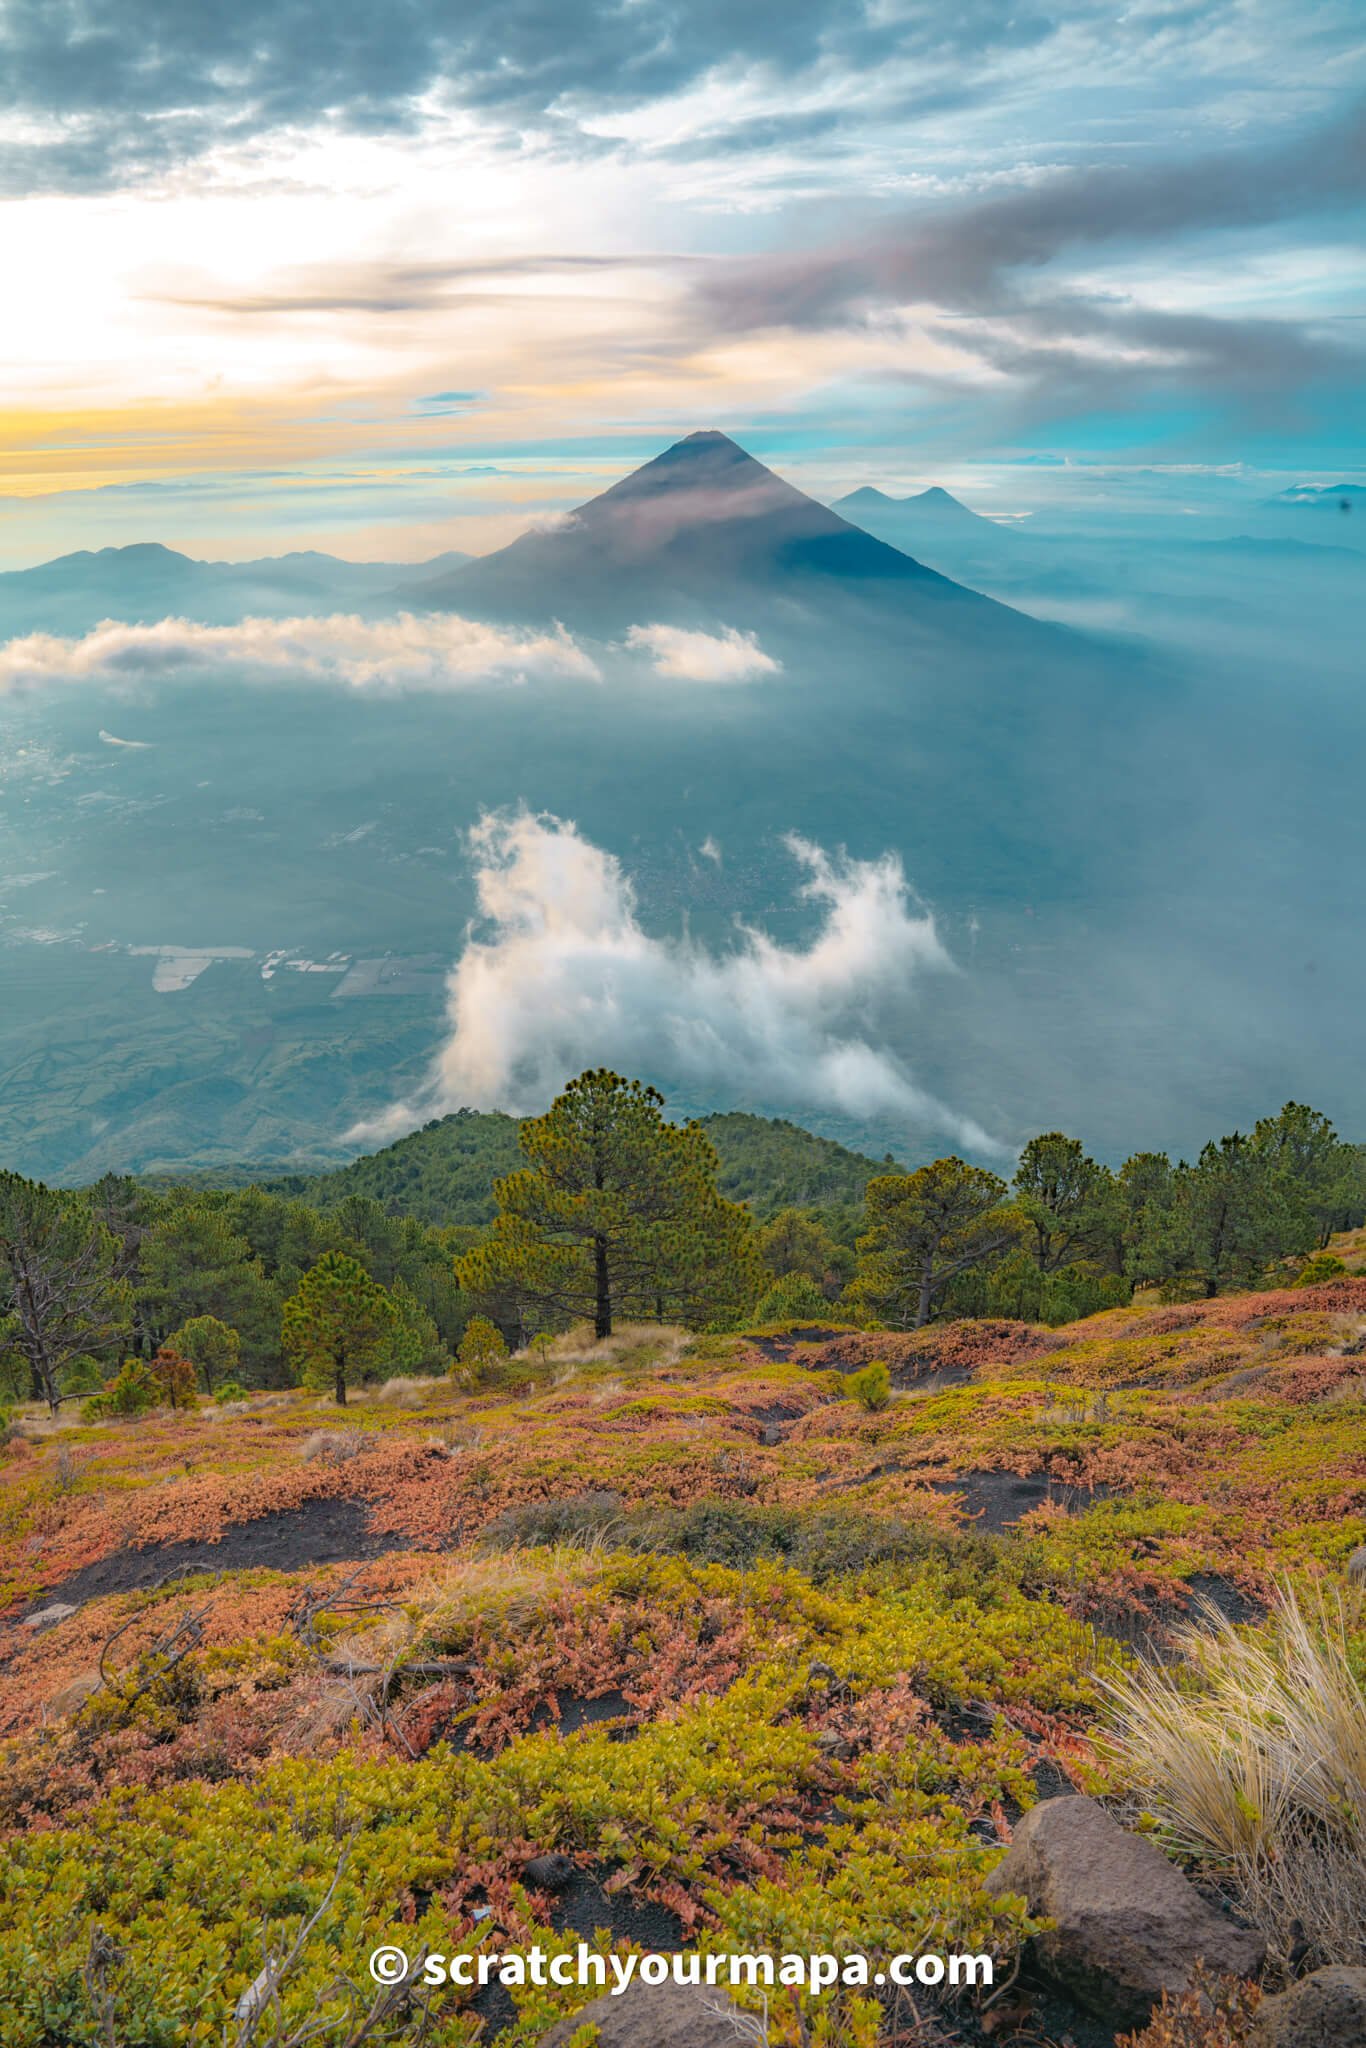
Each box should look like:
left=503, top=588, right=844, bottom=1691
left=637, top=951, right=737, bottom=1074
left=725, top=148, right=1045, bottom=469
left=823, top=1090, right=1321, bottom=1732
left=1105, top=1583, right=1366, bottom=1969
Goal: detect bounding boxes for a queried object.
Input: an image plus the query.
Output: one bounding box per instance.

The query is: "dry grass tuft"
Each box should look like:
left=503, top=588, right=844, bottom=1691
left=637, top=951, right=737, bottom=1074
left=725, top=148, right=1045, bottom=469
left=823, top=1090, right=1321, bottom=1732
left=1105, top=1581, right=1366, bottom=1970
left=367, top=1375, right=445, bottom=1408
left=299, top=1428, right=368, bottom=1466
left=531, top=1322, right=692, bottom=1376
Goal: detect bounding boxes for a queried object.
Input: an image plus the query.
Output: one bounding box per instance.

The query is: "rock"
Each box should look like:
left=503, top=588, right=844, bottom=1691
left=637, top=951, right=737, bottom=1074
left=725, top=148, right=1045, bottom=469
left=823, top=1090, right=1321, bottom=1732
left=1250, top=1967, right=1366, bottom=2047
left=521, top=1852, right=578, bottom=1891
left=983, top=1794, right=1265, bottom=2026
left=21, top=1602, right=78, bottom=1632
left=536, top=1979, right=750, bottom=2047
left=1347, top=1545, right=1366, bottom=1586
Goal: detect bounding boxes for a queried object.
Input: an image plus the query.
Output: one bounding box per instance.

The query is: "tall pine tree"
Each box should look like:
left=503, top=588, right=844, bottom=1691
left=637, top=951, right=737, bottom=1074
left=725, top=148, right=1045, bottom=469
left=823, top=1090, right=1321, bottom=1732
left=457, top=1070, right=758, bottom=1338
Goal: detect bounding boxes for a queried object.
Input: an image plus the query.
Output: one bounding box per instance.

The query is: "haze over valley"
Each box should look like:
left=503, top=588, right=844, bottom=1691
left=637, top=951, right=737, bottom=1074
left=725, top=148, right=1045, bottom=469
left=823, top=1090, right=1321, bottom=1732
left=3, top=433, right=1362, bottom=1181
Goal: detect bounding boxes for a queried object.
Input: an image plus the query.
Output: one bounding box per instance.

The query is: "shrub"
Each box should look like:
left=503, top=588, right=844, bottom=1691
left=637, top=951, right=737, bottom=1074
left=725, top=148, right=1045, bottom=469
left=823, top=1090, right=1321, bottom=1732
left=1105, top=1582, right=1366, bottom=1969
left=479, top=1490, right=625, bottom=1551
left=150, top=1345, right=199, bottom=1410
left=848, top=1360, right=892, bottom=1411
left=58, top=1355, right=106, bottom=1397
left=1294, top=1251, right=1348, bottom=1287
left=1118, top=1967, right=1262, bottom=2048
left=482, top=1493, right=1002, bottom=1588
left=456, top=1315, right=509, bottom=1380
left=212, top=1380, right=249, bottom=1405
left=83, top=1357, right=160, bottom=1420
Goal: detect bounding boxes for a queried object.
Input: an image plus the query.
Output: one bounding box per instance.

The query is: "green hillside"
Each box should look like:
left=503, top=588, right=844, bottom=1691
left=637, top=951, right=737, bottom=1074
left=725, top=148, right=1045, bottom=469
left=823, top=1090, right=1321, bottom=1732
left=264, top=1106, right=893, bottom=1232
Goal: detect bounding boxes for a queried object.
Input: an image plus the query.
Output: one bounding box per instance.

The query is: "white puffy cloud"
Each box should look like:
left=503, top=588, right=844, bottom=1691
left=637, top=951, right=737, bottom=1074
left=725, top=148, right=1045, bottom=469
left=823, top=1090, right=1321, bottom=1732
left=359, top=807, right=1001, bottom=1154
left=0, top=611, right=600, bottom=694
left=625, top=621, right=781, bottom=683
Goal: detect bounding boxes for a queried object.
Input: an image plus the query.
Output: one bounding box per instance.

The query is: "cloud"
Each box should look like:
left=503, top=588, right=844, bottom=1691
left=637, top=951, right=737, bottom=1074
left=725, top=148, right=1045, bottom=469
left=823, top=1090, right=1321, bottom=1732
left=0, top=1, right=1040, bottom=194
left=0, top=612, right=600, bottom=694
left=694, top=101, right=1366, bottom=404
left=359, top=808, right=1001, bottom=1153
left=625, top=622, right=780, bottom=683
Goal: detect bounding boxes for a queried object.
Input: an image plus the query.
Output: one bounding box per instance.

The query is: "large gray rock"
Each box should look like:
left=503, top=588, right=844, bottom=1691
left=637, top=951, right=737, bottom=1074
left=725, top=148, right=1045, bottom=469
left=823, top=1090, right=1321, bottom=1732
left=983, top=1794, right=1265, bottom=2026
left=537, top=1978, right=751, bottom=2046
left=1250, top=1967, right=1366, bottom=2047
left=1347, top=1545, right=1366, bottom=1586
left=21, top=1602, right=78, bottom=1632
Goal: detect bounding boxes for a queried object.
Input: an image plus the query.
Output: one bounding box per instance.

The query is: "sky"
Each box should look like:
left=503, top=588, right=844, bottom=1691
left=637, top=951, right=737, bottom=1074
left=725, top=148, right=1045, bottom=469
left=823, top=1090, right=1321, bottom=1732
left=1, top=0, right=1363, bottom=565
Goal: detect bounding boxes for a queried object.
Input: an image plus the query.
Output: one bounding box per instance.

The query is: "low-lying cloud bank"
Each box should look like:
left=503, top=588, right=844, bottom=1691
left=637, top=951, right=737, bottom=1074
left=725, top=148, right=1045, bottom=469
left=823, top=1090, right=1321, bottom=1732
left=625, top=621, right=780, bottom=683
left=0, top=611, right=600, bottom=693
left=358, top=808, right=1001, bottom=1156
left=0, top=611, right=784, bottom=694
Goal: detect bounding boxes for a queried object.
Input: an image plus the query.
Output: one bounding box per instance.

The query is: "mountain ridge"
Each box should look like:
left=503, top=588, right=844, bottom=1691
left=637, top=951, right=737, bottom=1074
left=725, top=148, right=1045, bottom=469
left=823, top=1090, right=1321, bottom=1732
left=0, top=543, right=474, bottom=639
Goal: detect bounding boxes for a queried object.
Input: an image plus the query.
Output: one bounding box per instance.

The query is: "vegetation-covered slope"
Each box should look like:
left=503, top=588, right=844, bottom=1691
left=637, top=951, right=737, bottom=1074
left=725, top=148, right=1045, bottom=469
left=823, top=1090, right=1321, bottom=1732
left=0, top=1286, right=1362, bottom=2047
left=2, top=1077, right=1364, bottom=2048
left=264, top=1107, right=890, bottom=1232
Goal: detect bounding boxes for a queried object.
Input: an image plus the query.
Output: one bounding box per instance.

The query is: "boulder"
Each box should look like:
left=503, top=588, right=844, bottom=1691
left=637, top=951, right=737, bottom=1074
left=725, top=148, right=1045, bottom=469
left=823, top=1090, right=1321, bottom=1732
left=1347, top=1545, right=1366, bottom=1586
left=1250, top=1967, right=1366, bottom=2047
left=21, top=1602, right=78, bottom=1632
left=537, top=1979, right=750, bottom=2047
left=983, top=1794, right=1265, bottom=2026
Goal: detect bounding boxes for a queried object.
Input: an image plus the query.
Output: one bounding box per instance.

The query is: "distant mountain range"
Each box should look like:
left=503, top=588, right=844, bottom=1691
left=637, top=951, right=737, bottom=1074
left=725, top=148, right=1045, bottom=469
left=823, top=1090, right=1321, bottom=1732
left=0, top=542, right=472, bottom=640
left=828, top=481, right=1035, bottom=585
left=1267, top=484, right=1364, bottom=510
left=834, top=483, right=1006, bottom=530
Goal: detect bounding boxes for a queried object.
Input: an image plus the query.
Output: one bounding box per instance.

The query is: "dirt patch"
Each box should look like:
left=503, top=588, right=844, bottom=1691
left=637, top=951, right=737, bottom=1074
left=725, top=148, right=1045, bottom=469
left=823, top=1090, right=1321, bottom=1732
left=474, top=1869, right=687, bottom=2038
left=544, top=1689, right=636, bottom=1736
left=738, top=1401, right=805, bottom=1446
left=1184, top=1572, right=1265, bottom=1627
left=16, top=1499, right=415, bottom=1618
left=748, top=1326, right=849, bottom=1360
left=932, top=1471, right=1114, bottom=1534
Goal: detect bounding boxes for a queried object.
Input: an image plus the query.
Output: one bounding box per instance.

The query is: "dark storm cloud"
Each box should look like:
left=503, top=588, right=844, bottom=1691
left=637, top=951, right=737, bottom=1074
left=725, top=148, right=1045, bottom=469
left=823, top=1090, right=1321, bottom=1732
left=0, top=0, right=1054, bottom=193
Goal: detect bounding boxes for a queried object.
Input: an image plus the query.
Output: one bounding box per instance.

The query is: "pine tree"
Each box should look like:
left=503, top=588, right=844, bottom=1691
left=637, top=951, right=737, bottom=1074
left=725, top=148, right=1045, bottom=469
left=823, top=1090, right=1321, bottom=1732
left=138, top=1204, right=276, bottom=1374
left=169, top=1314, right=242, bottom=1393
left=0, top=1174, right=131, bottom=1415
left=1169, top=1135, right=1295, bottom=1297
left=456, top=1069, right=759, bottom=1339
left=281, top=1251, right=398, bottom=1405
left=847, top=1158, right=1018, bottom=1329
left=1013, top=1133, right=1119, bottom=1273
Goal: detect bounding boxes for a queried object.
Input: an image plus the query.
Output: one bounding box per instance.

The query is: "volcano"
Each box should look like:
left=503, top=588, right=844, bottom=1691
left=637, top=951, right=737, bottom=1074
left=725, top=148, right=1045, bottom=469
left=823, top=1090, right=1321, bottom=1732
left=409, top=430, right=1027, bottom=633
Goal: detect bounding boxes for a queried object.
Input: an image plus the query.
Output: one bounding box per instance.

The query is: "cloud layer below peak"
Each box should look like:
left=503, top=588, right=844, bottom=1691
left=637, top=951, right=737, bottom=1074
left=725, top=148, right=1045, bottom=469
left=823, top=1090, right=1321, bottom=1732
left=358, top=808, right=1002, bottom=1155
left=0, top=610, right=790, bottom=696
left=0, top=611, right=599, bottom=694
